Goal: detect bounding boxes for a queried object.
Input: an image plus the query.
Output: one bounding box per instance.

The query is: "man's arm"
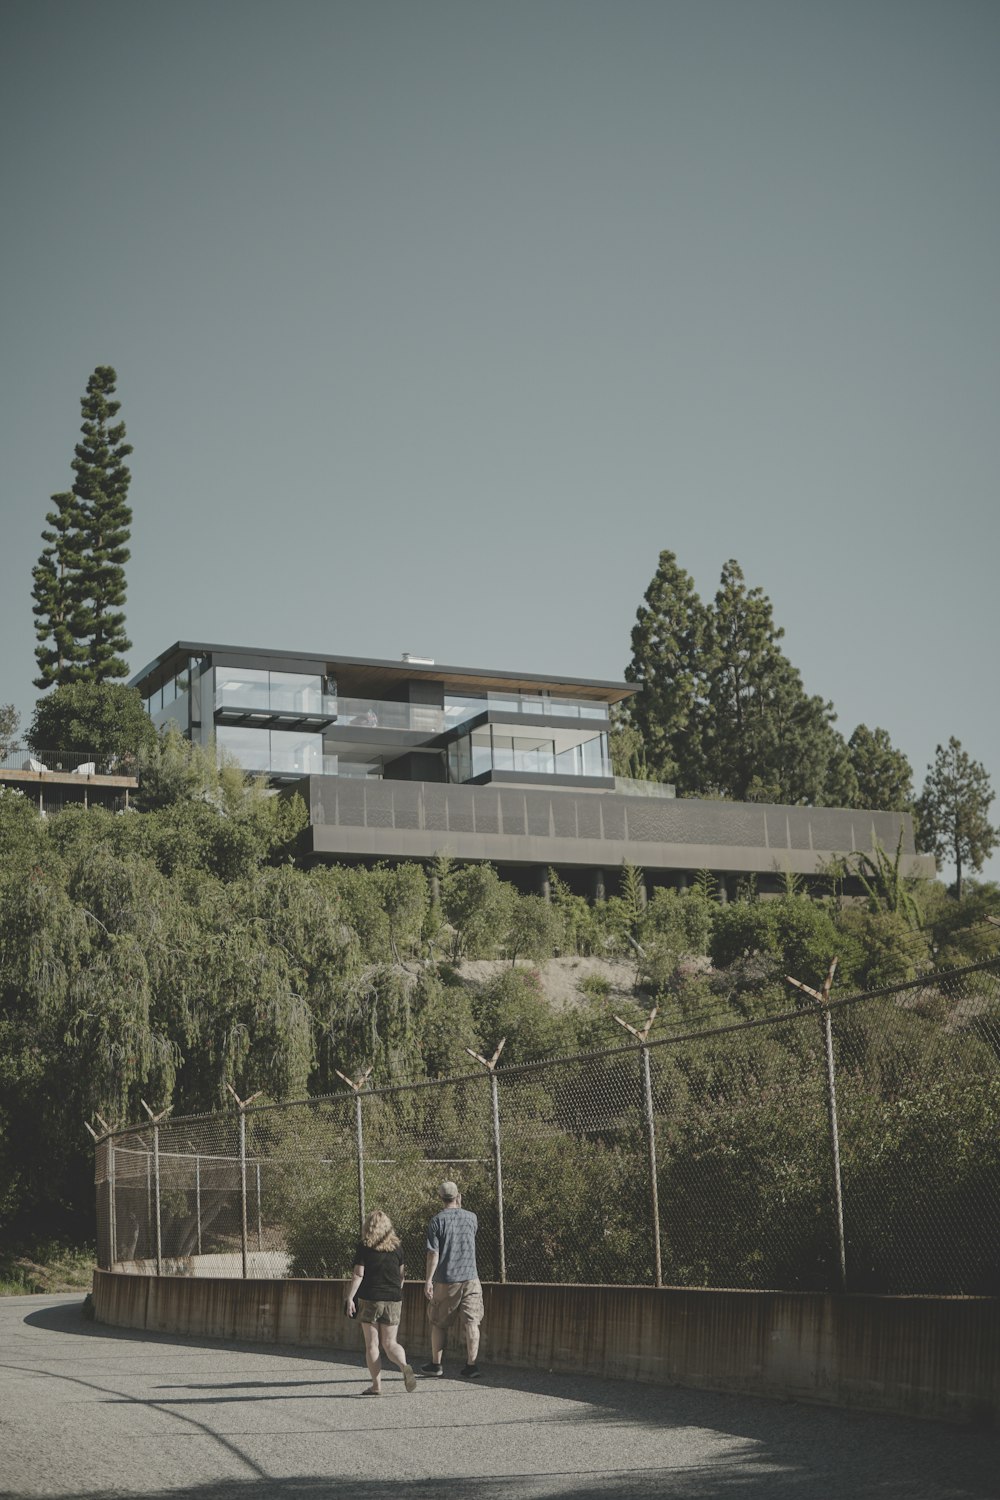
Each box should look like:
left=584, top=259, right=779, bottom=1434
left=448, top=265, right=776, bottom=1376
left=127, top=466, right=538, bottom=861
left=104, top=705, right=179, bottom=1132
left=424, top=1247, right=439, bottom=1300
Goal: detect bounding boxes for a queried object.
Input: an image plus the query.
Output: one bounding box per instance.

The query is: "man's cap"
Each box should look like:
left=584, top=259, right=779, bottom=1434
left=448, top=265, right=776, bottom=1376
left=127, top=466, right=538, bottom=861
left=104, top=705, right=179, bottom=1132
left=439, top=1179, right=460, bottom=1201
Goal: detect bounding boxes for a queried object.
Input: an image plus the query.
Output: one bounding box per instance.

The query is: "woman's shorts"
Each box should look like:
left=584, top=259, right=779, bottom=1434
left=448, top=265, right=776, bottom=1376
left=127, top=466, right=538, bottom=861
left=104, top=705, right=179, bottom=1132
left=359, top=1299, right=402, bottom=1326
left=427, top=1279, right=484, bottom=1329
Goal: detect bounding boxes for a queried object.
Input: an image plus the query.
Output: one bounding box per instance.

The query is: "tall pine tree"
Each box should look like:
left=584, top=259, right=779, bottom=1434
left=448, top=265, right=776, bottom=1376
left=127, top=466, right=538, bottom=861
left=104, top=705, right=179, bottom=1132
left=625, top=550, right=709, bottom=790
left=72, top=366, right=133, bottom=680
left=33, top=366, right=133, bottom=687
left=31, top=490, right=89, bottom=688
left=699, top=560, right=850, bottom=805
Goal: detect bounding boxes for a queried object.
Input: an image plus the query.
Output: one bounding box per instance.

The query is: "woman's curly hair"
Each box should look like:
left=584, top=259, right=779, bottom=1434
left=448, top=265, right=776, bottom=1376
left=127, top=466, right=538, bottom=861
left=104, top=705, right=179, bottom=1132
left=362, top=1209, right=401, bottom=1251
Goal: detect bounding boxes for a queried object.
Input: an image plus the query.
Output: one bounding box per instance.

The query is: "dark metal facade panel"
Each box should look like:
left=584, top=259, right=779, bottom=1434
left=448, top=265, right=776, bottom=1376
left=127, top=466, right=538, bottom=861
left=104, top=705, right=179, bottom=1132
left=600, top=801, right=627, bottom=841
left=576, top=798, right=602, bottom=840
left=499, top=792, right=527, bottom=837
left=300, top=778, right=924, bottom=870
left=526, top=795, right=553, bottom=837
left=389, top=783, right=422, bottom=830
left=421, top=785, right=450, bottom=833
left=474, top=792, right=501, bottom=836
left=552, top=797, right=578, bottom=839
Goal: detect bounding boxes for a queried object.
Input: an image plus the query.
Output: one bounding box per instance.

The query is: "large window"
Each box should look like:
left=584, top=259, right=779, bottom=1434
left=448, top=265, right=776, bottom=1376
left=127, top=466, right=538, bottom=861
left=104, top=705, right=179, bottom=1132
left=447, top=727, right=610, bottom=783
left=215, top=669, right=325, bottom=715
left=216, top=725, right=321, bottom=775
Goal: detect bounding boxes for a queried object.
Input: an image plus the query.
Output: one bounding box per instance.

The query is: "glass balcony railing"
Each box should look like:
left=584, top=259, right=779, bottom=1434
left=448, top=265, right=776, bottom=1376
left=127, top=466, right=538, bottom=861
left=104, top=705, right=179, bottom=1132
left=613, top=777, right=677, bottom=798
left=443, top=693, right=608, bottom=724
left=215, top=683, right=336, bottom=717
left=215, top=685, right=611, bottom=733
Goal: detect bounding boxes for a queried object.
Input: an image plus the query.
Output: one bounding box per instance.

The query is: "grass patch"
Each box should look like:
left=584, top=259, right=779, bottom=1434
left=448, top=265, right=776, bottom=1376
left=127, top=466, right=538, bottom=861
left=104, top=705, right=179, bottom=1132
left=0, top=1245, right=96, bottom=1296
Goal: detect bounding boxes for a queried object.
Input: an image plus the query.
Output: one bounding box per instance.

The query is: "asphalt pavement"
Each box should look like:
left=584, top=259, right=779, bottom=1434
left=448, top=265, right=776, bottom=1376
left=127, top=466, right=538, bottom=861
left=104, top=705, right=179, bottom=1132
left=0, top=1294, right=996, bottom=1500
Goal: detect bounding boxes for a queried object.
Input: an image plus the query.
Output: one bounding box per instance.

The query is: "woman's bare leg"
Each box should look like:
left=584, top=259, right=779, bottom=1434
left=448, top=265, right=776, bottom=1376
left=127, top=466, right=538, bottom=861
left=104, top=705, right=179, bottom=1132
left=380, top=1324, right=416, bottom=1391
left=361, top=1321, right=382, bottom=1391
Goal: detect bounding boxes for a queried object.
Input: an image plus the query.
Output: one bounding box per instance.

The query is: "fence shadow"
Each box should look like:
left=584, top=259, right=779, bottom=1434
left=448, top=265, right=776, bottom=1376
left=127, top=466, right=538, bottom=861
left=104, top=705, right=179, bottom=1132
left=16, top=1297, right=1000, bottom=1500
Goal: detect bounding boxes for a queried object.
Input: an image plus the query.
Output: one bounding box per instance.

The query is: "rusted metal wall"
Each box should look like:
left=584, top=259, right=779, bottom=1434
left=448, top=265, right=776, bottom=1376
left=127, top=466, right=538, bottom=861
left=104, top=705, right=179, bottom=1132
left=92, top=1271, right=998, bottom=1426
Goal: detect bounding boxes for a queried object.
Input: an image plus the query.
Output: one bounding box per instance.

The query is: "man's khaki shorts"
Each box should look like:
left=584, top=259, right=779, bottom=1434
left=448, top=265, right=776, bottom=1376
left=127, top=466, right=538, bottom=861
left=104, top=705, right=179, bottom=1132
left=359, top=1299, right=402, bottom=1326
left=427, top=1279, right=484, bottom=1329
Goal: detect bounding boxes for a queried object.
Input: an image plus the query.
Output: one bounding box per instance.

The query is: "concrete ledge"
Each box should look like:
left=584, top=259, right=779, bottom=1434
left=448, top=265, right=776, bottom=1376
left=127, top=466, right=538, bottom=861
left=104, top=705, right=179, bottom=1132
left=91, top=1272, right=999, bottom=1427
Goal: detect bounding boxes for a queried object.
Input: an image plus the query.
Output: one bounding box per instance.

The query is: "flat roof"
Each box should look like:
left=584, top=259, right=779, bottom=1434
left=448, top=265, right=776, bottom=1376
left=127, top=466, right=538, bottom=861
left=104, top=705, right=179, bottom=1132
left=130, top=641, right=635, bottom=703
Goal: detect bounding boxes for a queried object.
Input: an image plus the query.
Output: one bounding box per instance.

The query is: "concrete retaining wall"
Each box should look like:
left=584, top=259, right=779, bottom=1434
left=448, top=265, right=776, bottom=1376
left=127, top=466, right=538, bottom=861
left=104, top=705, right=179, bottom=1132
left=92, top=1271, right=999, bottom=1426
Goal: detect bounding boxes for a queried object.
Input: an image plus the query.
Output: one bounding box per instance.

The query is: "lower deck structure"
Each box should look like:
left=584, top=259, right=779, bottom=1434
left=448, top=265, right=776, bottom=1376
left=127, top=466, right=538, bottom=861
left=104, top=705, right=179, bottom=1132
left=293, top=773, right=932, bottom=896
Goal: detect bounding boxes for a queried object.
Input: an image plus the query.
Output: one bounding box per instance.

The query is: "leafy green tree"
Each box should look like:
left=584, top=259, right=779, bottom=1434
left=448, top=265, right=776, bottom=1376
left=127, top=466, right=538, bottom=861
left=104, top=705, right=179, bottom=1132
left=625, top=550, right=709, bottom=789
left=0, top=704, right=18, bottom=759
left=70, top=366, right=134, bottom=681
left=442, top=863, right=513, bottom=960
left=27, top=682, right=156, bottom=767
left=31, top=491, right=89, bottom=688
left=847, top=725, right=913, bottom=811
left=915, top=737, right=997, bottom=899
left=503, top=892, right=560, bottom=966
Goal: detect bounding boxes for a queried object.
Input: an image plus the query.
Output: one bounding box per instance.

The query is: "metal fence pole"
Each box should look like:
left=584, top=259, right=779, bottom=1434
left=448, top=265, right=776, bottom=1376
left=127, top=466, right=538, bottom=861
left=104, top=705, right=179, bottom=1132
left=786, top=959, right=847, bottom=1293
left=613, top=1008, right=662, bottom=1288
left=355, top=1093, right=366, bottom=1230
left=820, top=1004, right=847, bottom=1292
left=641, top=1044, right=663, bottom=1289
left=465, top=1040, right=507, bottom=1283
left=239, top=1109, right=249, bottom=1279
left=145, top=1151, right=152, bottom=1258
left=256, top=1160, right=263, bottom=1252
left=108, top=1136, right=117, bottom=1267
left=490, top=1071, right=507, bottom=1283
left=225, top=1085, right=262, bottom=1281
left=195, top=1153, right=202, bottom=1255
left=141, top=1101, right=170, bottom=1275
left=335, top=1068, right=373, bottom=1236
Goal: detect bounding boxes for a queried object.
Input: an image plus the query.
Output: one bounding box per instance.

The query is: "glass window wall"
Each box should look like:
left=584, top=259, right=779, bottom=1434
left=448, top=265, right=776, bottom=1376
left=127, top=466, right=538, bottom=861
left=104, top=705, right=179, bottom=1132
left=216, top=725, right=271, bottom=772
left=447, top=727, right=610, bottom=782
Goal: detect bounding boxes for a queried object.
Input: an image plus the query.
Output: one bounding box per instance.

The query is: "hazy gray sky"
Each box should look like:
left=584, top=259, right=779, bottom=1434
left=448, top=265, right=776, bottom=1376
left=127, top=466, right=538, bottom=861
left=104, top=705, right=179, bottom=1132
left=2, top=1, right=998, bottom=880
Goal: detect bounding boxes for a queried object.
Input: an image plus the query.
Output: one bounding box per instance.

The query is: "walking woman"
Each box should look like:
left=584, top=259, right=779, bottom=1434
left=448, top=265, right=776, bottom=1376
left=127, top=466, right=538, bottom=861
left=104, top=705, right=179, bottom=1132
left=345, top=1209, right=417, bottom=1395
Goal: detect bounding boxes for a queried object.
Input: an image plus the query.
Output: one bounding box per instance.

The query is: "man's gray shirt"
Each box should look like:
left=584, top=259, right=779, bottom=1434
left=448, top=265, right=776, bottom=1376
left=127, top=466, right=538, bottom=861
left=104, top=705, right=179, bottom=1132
left=426, top=1207, right=479, bottom=1283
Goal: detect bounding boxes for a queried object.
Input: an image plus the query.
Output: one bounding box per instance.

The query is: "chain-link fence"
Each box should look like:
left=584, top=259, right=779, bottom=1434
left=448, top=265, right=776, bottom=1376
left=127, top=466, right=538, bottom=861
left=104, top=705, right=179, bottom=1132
left=94, top=956, right=1000, bottom=1294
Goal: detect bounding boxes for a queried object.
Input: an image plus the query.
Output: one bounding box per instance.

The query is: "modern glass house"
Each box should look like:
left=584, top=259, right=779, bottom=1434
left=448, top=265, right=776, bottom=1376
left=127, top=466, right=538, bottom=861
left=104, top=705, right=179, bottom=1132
left=132, top=641, right=933, bottom=896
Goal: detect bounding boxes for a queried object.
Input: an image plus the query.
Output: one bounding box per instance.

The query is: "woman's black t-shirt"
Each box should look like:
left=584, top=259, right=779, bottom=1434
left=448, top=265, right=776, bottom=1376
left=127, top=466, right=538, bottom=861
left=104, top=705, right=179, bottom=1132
left=353, top=1243, right=404, bottom=1302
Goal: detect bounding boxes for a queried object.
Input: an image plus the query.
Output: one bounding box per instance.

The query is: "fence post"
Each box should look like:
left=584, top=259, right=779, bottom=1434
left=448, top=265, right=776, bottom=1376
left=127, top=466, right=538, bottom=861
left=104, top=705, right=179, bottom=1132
left=226, top=1086, right=263, bottom=1279
left=108, top=1135, right=117, bottom=1265
left=335, top=1067, right=374, bottom=1235
left=466, top=1039, right=508, bottom=1283
left=256, top=1160, right=263, bottom=1252
left=194, top=1150, right=202, bottom=1255
left=94, top=1114, right=116, bottom=1267
left=614, top=1008, right=662, bottom=1288
left=786, top=959, right=847, bottom=1293
left=141, top=1100, right=170, bottom=1276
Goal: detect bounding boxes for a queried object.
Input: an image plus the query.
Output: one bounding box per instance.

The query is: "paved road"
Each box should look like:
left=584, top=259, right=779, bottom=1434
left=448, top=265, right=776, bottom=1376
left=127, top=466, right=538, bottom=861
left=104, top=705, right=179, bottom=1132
left=0, top=1294, right=996, bottom=1500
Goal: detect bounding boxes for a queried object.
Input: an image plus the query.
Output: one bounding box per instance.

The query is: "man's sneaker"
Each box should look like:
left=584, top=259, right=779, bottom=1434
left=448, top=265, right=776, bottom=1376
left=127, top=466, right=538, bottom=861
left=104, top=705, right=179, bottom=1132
left=420, top=1361, right=443, bottom=1376
left=460, top=1363, right=481, bottom=1378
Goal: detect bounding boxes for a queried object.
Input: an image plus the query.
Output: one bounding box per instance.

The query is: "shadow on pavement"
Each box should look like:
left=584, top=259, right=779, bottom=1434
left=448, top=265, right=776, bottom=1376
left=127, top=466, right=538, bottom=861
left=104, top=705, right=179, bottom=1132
left=15, top=1297, right=999, bottom=1500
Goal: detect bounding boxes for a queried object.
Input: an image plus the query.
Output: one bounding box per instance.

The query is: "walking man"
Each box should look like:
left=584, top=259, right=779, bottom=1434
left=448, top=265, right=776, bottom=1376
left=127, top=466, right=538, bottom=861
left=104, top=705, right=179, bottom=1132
left=422, top=1179, right=484, bottom=1378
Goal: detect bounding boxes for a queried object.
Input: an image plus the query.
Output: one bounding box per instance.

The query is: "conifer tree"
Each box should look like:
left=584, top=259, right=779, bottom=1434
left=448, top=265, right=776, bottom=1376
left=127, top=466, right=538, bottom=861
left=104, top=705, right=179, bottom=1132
left=31, top=490, right=89, bottom=688
left=701, top=560, right=847, bottom=805
left=847, top=725, right=913, bottom=811
left=915, top=738, right=996, bottom=898
left=625, top=550, right=709, bottom=790
left=71, top=365, right=133, bottom=680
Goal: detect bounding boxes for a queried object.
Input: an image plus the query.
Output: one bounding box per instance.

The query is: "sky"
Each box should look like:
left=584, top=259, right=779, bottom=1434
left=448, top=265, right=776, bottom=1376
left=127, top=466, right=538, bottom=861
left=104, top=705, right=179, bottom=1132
left=1, top=1, right=998, bottom=883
